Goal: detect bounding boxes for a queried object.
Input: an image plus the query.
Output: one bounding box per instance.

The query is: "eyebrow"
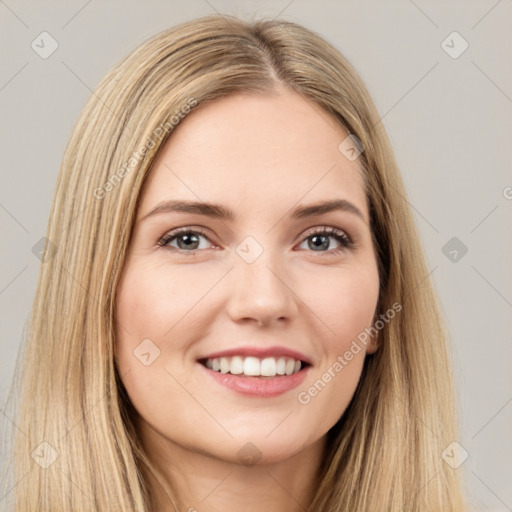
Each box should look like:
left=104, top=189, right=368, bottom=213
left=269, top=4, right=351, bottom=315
left=140, top=198, right=366, bottom=223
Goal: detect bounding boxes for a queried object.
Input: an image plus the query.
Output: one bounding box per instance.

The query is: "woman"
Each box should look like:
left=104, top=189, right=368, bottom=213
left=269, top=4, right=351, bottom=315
left=4, top=14, right=468, bottom=511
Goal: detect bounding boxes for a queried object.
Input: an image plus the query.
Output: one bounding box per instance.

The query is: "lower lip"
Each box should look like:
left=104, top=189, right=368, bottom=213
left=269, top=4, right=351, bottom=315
left=198, top=362, right=310, bottom=397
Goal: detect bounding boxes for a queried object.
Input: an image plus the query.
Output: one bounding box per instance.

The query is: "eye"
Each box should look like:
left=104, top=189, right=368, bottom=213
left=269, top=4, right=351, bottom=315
left=297, top=227, right=353, bottom=254
left=157, top=227, right=213, bottom=252
left=158, top=226, right=353, bottom=255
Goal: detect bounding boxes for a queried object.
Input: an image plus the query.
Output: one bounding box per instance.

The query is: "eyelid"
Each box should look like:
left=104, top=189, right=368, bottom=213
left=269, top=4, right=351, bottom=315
left=299, top=225, right=352, bottom=243
left=157, top=226, right=214, bottom=248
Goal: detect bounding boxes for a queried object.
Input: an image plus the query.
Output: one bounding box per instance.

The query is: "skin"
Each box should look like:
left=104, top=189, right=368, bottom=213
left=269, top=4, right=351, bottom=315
left=115, top=86, right=380, bottom=512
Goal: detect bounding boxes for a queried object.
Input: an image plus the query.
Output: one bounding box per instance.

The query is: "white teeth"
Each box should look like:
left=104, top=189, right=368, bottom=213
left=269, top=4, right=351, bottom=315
left=203, top=356, right=304, bottom=377
left=220, top=357, right=230, bottom=374
left=243, top=356, right=260, bottom=376
left=260, top=357, right=277, bottom=377
left=276, top=357, right=286, bottom=375
left=230, top=355, right=244, bottom=375
left=285, top=358, right=295, bottom=375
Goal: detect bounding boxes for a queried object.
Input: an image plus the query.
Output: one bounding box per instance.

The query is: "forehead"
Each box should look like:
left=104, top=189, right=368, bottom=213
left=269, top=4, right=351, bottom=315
left=138, top=90, right=368, bottom=223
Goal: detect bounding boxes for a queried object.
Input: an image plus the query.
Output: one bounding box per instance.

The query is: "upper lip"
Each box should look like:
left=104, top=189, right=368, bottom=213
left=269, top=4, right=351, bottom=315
left=198, top=346, right=313, bottom=365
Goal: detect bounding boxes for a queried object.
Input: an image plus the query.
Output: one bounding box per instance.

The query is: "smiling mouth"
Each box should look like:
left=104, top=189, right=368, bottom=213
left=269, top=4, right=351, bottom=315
left=198, top=355, right=311, bottom=378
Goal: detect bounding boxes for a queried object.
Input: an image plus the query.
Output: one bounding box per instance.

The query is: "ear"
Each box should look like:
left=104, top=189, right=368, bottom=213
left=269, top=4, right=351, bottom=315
left=365, top=308, right=381, bottom=355
left=365, top=333, right=380, bottom=355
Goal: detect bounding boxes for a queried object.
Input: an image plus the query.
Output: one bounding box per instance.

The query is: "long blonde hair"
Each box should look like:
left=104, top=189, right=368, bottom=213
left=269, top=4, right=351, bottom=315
left=3, top=14, right=468, bottom=511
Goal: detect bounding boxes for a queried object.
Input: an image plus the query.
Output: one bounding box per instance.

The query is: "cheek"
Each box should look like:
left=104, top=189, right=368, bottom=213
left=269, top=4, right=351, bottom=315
left=115, top=259, right=215, bottom=347
left=297, top=338, right=375, bottom=434
left=297, top=350, right=366, bottom=438
left=114, top=261, right=174, bottom=381
left=114, top=260, right=222, bottom=407
left=301, top=259, right=380, bottom=351
left=293, top=259, right=379, bottom=428
left=114, top=261, right=190, bottom=429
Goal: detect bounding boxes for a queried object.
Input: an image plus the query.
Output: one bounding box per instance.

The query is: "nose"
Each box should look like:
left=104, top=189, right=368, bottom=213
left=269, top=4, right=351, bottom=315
left=226, top=249, right=298, bottom=328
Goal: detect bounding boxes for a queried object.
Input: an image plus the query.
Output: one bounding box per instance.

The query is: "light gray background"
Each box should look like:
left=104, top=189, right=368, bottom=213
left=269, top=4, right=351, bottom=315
left=1, top=1, right=511, bottom=510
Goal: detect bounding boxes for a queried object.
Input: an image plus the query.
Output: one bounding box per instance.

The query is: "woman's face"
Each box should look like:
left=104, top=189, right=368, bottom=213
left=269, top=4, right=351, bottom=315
left=115, top=88, right=380, bottom=465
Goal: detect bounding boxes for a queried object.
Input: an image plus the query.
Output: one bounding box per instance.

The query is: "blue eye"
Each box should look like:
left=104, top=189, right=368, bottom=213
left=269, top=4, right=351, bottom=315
left=158, top=226, right=353, bottom=254
left=298, top=227, right=353, bottom=254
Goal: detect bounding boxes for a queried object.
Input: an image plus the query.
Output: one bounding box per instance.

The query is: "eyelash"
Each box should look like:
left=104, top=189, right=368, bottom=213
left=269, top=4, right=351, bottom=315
left=157, top=226, right=354, bottom=255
